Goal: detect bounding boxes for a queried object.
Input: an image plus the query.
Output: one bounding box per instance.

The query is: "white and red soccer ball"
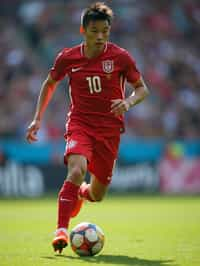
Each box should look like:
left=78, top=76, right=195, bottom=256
left=70, top=222, right=105, bottom=256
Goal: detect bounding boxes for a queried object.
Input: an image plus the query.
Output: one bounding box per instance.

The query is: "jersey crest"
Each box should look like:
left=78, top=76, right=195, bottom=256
left=102, top=60, right=114, bottom=73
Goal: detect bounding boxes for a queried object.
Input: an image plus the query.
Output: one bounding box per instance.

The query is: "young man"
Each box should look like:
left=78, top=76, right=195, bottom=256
left=26, top=2, right=149, bottom=253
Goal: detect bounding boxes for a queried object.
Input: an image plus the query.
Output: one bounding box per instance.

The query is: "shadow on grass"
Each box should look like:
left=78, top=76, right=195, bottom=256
left=41, top=254, right=178, bottom=266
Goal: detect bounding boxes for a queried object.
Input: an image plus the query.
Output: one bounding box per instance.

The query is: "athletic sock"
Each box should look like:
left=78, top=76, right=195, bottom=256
left=57, top=181, right=80, bottom=229
left=55, top=227, right=68, bottom=235
left=79, top=183, right=95, bottom=202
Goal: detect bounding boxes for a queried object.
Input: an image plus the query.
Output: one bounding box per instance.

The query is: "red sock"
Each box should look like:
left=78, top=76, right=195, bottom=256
left=79, top=184, right=95, bottom=202
left=57, top=181, right=80, bottom=229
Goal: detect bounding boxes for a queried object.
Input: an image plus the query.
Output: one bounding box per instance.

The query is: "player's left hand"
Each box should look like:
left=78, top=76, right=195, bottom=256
left=110, top=99, right=130, bottom=116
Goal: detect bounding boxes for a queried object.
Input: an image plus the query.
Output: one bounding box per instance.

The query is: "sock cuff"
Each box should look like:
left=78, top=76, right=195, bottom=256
left=55, top=228, right=68, bottom=235
left=59, top=180, right=80, bottom=199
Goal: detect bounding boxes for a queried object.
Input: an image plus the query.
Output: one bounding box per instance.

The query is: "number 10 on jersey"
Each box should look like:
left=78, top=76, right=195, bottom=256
left=86, top=76, right=102, bottom=94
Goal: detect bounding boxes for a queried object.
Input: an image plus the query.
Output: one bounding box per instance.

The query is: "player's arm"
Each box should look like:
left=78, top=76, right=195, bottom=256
left=26, top=74, right=59, bottom=143
left=111, top=77, right=149, bottom=116
left=126, top=77, right=149, bottom=107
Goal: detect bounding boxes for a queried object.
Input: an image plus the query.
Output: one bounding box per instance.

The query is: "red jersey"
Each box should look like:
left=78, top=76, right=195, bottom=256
left=50, top=42, right=140, bottom=137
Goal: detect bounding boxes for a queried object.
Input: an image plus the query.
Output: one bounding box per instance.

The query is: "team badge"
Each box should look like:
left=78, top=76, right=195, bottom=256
left=102, top=60, right=114, bottom=73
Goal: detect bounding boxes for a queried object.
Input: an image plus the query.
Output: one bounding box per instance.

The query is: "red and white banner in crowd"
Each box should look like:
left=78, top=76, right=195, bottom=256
left=159, top=158, right=200, bottom=194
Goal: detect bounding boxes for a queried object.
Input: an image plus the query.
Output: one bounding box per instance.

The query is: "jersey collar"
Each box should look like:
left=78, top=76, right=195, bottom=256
left=80, top=42, right=108, bottom=57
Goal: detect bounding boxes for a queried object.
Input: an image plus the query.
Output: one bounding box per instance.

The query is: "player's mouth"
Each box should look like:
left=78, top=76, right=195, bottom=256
left=95, top=42, right=104, bottom=46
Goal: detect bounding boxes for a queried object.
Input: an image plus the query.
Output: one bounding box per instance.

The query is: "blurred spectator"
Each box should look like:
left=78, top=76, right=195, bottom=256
left=0, top=0, right=200, bottom=141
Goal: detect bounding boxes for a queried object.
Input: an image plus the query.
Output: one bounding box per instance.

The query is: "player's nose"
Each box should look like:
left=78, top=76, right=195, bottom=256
left=97, top=32, right=103, bottom=40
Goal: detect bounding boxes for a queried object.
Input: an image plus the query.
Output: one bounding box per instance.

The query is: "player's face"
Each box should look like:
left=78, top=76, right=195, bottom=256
left=84, top=20, right=111, bottom=51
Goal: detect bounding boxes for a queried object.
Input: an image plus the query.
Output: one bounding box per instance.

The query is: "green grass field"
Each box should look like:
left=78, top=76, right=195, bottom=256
left=0, top=195, right=200, bottom=266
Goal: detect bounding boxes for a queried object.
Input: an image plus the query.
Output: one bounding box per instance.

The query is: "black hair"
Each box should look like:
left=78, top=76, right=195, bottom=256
left=81, top=2, right=113, bottom=29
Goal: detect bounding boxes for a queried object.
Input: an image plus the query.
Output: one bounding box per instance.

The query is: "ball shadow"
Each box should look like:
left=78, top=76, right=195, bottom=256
left=57, top=254, right=178, bottom=266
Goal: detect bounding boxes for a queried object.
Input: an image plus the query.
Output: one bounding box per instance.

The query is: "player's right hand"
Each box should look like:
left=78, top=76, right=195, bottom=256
left=26, top=119, right=41, bottom=143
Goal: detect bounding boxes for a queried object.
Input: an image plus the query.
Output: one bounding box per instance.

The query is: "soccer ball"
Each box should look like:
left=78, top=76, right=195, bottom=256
left=70, top=222, right=105, bottom=256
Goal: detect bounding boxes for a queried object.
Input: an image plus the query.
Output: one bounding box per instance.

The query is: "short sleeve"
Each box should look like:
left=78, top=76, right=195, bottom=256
left=121, top=51, right=141, bottom=84
left=50, top=49, right=69, bottom=81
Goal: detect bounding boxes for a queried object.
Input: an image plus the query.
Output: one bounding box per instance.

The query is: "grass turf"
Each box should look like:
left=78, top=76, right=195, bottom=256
left=0, top=195, right=200, bottom=266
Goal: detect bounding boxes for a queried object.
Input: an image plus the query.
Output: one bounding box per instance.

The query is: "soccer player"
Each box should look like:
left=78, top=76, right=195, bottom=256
left=26, top=2, right=149, bottom=253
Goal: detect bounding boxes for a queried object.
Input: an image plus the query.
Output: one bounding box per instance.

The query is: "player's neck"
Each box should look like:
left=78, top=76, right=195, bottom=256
left=84, top=43, right=105, bottom=59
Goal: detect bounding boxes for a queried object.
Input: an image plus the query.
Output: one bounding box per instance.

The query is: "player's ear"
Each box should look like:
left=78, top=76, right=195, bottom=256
left=80, top=25, right=85, bottom=34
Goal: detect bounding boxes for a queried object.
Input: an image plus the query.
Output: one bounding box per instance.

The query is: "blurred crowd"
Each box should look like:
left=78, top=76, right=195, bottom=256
left=0, top=0, right=200, bottom=141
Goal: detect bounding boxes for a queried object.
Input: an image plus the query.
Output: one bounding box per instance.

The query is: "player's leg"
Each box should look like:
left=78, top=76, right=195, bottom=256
left=79, top=173, right=108, bottom=202
left=70, top=173, right=108, bottom=217
left=52, top=154, right=87, bottom=253
left=57, top=154, right=87, bottom=227
left=78, top=135, right=120, bottom=203
left=89, top=174, right=108, bottom=201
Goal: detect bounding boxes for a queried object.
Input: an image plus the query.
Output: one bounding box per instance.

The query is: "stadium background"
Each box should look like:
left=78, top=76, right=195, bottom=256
left=0, top=0, right=200, bottom=197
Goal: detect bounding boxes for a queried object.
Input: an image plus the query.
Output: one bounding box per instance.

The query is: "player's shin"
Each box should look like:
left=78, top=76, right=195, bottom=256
left=57, top=180, right=80, bottom=228
left=53, top=181, right=80, bottom=253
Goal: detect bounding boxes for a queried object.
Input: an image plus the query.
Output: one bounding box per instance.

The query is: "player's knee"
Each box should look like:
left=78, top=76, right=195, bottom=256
left=68, top=166, right=86, bottom=184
